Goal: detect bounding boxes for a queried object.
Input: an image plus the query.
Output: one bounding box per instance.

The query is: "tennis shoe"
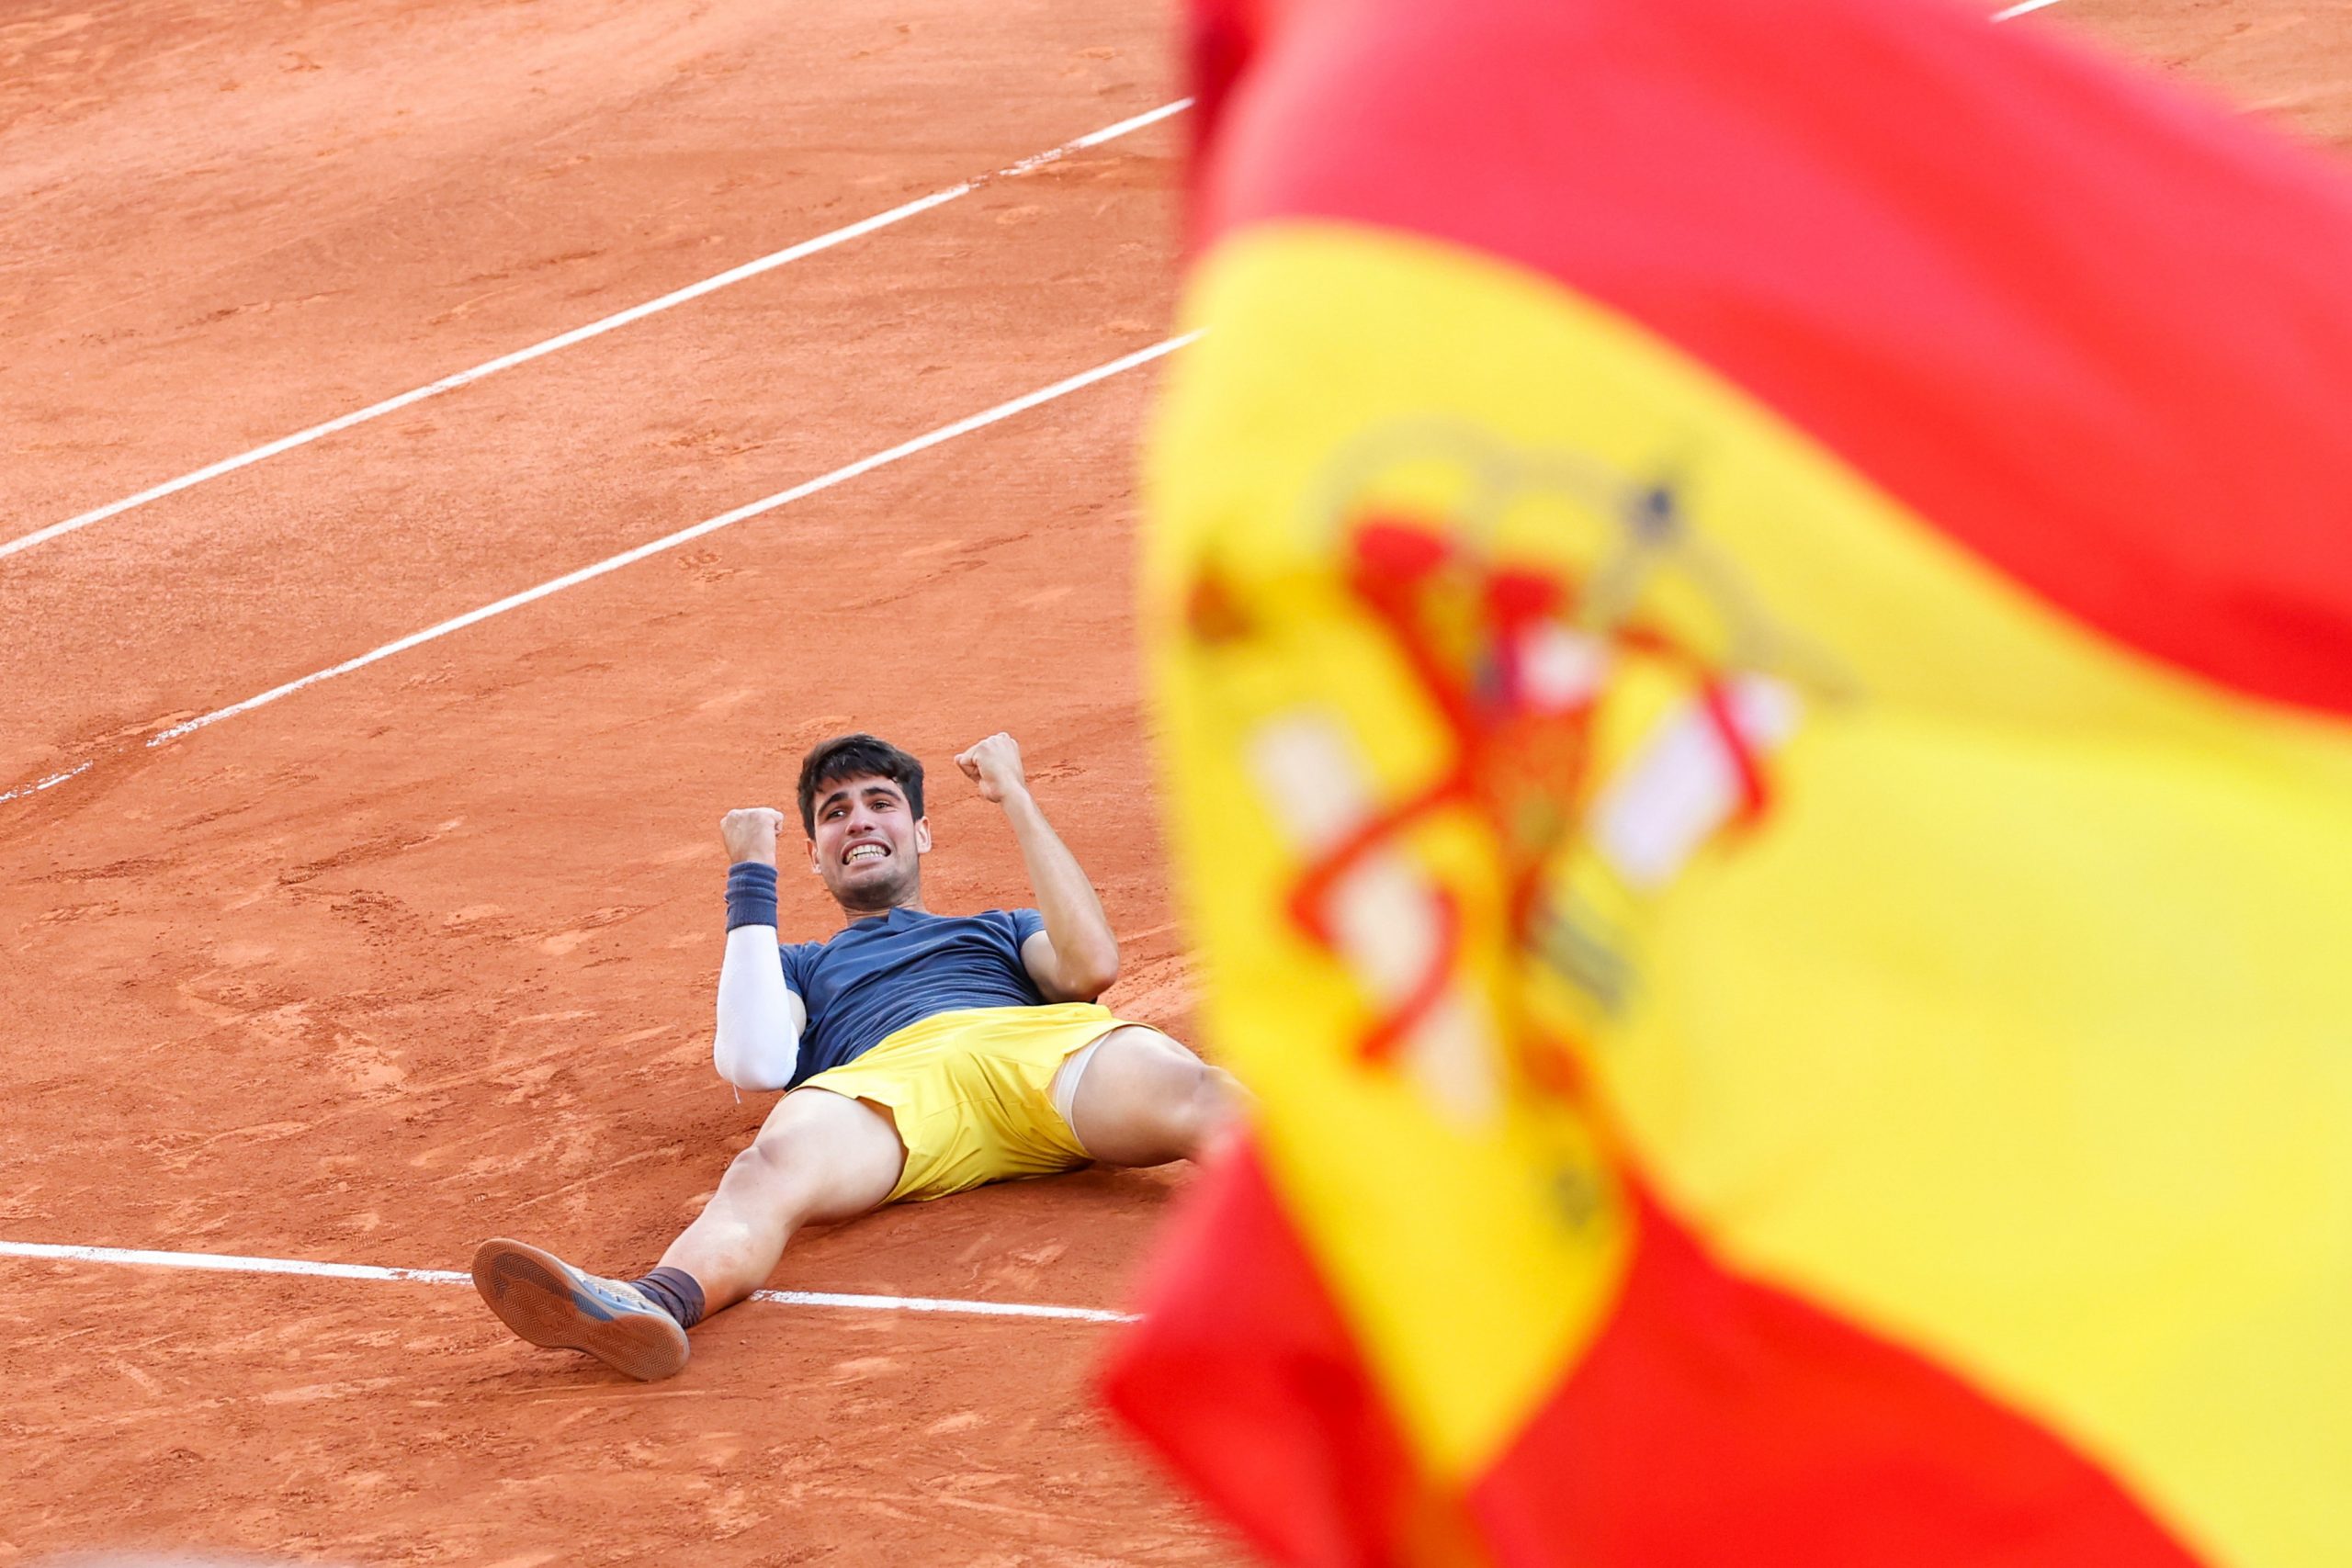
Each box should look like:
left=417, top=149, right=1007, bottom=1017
left=471, top=1236, right=691, bottom=1382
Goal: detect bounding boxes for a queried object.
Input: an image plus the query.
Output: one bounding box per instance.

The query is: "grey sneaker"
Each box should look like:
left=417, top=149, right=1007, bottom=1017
left=470, top=1237, right=691, bottom=1382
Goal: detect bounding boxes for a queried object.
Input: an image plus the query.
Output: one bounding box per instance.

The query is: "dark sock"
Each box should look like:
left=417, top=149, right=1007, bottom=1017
left=628, top=1266, right=707, bottom=1330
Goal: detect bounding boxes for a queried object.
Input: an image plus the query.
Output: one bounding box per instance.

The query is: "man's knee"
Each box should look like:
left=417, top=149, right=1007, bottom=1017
left=1071, top=1029, right=1238, bottom=1166
left=1187, top=1061, right=1244, bottom=1136
left=720, top=1132, right=824, bottom=1213
left=1159, top=1057, right=1242, bottom=1152
left=741, top=1088, right=907, bottom=1222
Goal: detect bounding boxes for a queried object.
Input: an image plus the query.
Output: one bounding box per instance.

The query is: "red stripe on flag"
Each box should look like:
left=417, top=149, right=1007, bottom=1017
left=1193, top=0, right=2352, bottom=717
left=1100, top=1144, right=1463, bottom=1568
left=1469, top=1190, right=2209, bottom=1568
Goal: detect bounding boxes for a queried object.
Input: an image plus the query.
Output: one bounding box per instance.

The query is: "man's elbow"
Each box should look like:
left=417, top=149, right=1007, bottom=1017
left=1057, top=950, right=1120, bottom=1002
left=713, top=1034, right=797, bottom=1093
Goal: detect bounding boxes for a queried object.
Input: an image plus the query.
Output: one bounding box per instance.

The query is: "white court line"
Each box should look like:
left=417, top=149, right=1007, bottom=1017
left=1991, top=0, right=2064, bottom=18
left=0, top=1238, right=1136, bottom=1323
left=0, top=760, right=92, bottom=807
left=0, top=97, right=1193, bottom=564
left=147, top=333, right=1198, bottom=746
left=0, top=333, right=1198, bottom=803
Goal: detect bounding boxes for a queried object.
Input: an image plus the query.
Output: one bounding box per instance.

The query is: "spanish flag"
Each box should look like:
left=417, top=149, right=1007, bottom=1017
left=1101, top=0, right=2352, bottom=1564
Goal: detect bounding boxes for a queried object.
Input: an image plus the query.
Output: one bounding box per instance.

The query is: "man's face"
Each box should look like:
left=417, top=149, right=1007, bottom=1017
left=806, top=773, right=930, bottom=912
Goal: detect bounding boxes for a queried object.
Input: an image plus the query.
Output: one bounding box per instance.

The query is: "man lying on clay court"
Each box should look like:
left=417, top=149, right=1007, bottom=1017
left=471, top=730, right=1240, bottom=1380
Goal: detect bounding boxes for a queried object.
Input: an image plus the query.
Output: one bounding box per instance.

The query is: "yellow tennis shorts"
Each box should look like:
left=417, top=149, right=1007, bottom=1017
left=797, top=1002, right=1126, bottom=1203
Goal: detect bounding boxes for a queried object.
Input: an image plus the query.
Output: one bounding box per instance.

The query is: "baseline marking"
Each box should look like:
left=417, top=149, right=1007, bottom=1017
left=2, top=333, right=1197, bottom=804
left=0, top=97, right=1193, bottom=564
left=0, top=1239, right=1136, bottom=1324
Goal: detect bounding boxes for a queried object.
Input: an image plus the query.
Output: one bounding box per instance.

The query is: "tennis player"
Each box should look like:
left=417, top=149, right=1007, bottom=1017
left=470, top=730, right=1238, bottom=1380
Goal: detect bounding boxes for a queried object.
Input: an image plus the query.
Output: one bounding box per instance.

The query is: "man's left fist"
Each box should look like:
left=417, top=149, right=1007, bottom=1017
left=955, top=732, right=1027, bottom=805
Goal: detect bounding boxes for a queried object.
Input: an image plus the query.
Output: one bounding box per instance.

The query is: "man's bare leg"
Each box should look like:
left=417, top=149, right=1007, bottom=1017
left=650, top=1033, right=1227, bottom=1318
left=655, top=1085, right=906, bottom=1313
left=473, top=1087, right=903, bottom=1380
left=1062, top=1026, right=1245, bottom=1168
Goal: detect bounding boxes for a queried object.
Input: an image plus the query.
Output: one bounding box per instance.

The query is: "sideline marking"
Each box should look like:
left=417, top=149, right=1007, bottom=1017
left=0, top=97, right=1193, bottom=564
left=0, top=761, right=92, bottom=807
left=0, top=1239, right=1137, bottom=1324
left=1, top=333, right=1197, bottom=804
left=147, top=333, right=1197, bottom=745
left=1991, top=0, right=2064, bottom=18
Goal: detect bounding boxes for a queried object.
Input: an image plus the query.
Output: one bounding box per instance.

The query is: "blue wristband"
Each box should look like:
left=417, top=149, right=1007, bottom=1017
left=724, top=861, right=780, bottom=931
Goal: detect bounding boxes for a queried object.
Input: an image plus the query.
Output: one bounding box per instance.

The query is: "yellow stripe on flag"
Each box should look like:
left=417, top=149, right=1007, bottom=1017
left=1148, top=222, right=2352, bottom=1562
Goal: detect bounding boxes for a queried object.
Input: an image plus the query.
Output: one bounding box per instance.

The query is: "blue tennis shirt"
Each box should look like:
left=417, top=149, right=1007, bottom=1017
left=725, top=862, right=1046, bottom=1086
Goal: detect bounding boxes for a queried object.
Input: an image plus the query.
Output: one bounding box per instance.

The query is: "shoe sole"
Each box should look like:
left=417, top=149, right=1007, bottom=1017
left=471, top=1236, right=690, bottom=1382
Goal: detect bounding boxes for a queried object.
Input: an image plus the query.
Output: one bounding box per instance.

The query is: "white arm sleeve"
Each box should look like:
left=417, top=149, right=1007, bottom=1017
left=712, top=924, right=807, bottom=1091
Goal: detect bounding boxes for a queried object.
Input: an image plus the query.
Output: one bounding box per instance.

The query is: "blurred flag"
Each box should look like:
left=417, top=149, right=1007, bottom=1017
left=1101, top=0, right=2352, bottom=1564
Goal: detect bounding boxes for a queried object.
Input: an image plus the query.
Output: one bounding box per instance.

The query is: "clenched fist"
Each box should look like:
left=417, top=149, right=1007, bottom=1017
left=955, top=732, right=1027, bottom=806
left=719, top=807, right=786, bottom=866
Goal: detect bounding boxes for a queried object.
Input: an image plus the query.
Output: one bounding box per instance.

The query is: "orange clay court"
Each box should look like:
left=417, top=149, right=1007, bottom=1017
left=1, top=1, right=2346, bottom=1562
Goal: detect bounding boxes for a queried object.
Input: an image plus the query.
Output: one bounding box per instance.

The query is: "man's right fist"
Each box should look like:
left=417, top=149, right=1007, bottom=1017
left=719, top=807, right=786, bottom=867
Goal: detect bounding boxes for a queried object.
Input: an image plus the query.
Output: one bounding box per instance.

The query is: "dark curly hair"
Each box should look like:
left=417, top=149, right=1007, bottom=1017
left=796, top=733, right=925, bottom=836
